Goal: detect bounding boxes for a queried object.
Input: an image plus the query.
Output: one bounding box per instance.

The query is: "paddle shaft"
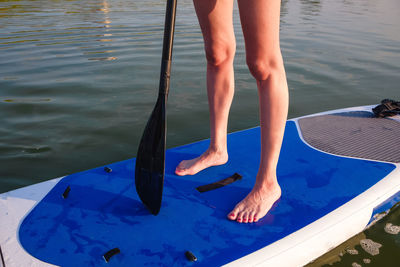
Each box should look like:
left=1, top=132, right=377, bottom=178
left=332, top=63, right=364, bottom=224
left=159, top=0, right=177, bottom=97
left=134, top=0, right=177, bottom=215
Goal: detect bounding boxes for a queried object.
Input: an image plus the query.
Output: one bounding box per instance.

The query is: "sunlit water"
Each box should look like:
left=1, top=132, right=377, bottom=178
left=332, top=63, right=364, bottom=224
left=0, top=0, right=399, bottom=265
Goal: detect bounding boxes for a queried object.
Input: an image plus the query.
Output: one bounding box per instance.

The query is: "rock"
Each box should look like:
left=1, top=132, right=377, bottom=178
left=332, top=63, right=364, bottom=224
left=360, top=239, right=382, bottom=256
left=384, top=223, right=400, bottom=235
left=346, top=248, right=359, bottom=255
left=363, top=258, right=371, bottom=264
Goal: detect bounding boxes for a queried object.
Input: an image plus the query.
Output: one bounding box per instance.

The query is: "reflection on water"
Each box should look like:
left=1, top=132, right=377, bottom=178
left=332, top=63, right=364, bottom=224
left=280, top=0, right=289, bottom=21
left=0, top=0, right=168, bottom=63
left=299, top=0, right=321, bottom=18
left=87, top=0, right=118, bottom=61
left=0, top=0, right=399, bottom=265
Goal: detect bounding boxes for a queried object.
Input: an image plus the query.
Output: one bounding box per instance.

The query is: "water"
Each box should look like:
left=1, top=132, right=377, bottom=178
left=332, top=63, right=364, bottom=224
left=0, top=0, right=399, bottom=265
left=306, top=202, right=400, bottom=266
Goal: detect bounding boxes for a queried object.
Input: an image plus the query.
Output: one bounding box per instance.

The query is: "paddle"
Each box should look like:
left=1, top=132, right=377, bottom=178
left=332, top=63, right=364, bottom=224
left=135, top=0, right=178, bottom=215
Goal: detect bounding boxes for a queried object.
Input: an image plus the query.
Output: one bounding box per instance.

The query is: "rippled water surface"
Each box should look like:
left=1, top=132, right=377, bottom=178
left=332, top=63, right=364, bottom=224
left=0, top=0, right=399, bottom=265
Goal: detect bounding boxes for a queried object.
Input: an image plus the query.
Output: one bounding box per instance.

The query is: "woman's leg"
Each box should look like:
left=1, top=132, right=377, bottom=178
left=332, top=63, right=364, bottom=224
left=228, top=0, right=289, bottom=223
left=175, top=0, right=236, bottom=176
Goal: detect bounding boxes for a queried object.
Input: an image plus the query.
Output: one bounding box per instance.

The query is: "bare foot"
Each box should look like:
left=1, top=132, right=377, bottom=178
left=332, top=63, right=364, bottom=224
left=227, top=180, right=281, bottom=223
left=175, top=148, right=228, bottom=176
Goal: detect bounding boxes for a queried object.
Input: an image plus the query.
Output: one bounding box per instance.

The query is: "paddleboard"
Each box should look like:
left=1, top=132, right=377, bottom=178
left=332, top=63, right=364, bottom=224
left=1, top=105, right=399, bottom=267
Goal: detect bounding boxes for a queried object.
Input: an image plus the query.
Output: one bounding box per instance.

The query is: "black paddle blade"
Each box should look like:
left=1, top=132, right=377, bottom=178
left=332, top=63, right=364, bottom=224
left=135, top=96, right=166, bottom=215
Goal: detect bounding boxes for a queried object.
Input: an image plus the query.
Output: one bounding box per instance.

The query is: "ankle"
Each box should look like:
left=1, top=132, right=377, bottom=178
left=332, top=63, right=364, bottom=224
left=254, top=173, right=279, bottom=191
left=207, top=145, right=227, bottom=155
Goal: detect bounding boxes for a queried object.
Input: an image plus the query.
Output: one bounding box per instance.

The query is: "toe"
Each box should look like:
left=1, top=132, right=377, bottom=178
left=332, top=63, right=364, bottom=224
left=236, top=211, right=245, bottom=223
left=175, top=163, right=185, bottom=173
left=228, top=203, right=243, bottom=221
left=248, top=212, right=255, bottom=223
left=227, top=211, right=237, bottom=221
left=175, top=166, right=184, bottom=171
left=242, top=213, right=249, bottom=223
left=175, top=168, right=186, bottom=176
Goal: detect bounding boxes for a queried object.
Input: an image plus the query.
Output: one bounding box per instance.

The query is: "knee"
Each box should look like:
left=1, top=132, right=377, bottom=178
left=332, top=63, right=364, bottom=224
left=205, top=41, right=235, bottom=67
left=246, top=55, right=283, bottom=81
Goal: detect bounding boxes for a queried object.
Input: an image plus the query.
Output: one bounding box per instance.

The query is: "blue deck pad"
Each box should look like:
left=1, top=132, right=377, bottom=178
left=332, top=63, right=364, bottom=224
left=19, top=122, right=396, bottom=266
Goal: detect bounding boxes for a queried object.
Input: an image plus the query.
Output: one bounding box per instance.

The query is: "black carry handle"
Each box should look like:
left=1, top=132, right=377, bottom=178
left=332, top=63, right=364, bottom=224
left=103, top=248, right=120, bottom=263
left=372, top=99, right=400, bottom=118
left=196, top=173, right=243, bottom=193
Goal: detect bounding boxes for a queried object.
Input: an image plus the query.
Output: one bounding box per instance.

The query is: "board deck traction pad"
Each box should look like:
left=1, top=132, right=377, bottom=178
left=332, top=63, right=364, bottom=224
left=298, top=111, right=400, bottom=163
left=19, top=112, right=397, bottom=266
